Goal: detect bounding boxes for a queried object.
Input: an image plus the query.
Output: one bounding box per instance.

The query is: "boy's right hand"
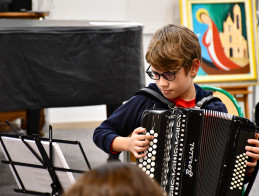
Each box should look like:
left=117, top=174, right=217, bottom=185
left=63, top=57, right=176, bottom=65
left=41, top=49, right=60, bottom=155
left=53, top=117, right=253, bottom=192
left=129, top=127, right=154, bottom=159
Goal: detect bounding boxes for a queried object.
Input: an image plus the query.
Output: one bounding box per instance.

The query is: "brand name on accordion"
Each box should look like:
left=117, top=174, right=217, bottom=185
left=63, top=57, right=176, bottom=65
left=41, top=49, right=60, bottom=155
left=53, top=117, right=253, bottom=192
left=186, top=142, right=194, bottom=177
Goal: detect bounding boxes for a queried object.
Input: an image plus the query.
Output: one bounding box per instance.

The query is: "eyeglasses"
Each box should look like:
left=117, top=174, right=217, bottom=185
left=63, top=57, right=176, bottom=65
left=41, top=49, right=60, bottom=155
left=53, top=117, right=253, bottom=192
left=146, top=65, right=184, bottom=81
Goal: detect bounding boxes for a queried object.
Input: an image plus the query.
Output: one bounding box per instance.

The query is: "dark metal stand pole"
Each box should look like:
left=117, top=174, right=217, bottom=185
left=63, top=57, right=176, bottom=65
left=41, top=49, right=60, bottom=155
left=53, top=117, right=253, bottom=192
left=26, top=109, right=40, bottom=136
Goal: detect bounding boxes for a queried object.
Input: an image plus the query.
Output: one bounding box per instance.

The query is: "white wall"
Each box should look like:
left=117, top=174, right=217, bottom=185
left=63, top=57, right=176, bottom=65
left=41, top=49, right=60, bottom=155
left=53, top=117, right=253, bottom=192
left=32, top=0, right=180, bottom=124
left=33, top=0, right=180, bottom=33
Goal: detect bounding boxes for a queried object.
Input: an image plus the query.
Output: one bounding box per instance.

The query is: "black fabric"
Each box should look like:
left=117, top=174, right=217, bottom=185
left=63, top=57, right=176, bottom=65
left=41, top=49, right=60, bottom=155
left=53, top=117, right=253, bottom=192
left=0, top=20, right=145, bottom=112
left=12, top=0, right=32, bottom=11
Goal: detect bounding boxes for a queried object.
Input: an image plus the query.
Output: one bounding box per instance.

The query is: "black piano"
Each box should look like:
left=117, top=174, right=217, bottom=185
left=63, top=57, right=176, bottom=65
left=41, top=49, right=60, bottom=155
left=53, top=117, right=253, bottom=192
left=0, top=20, right=145, bottom=134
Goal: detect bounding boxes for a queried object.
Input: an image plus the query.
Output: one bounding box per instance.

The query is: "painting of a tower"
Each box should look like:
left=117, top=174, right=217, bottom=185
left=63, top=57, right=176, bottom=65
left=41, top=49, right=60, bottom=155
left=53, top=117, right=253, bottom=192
left=220, top=4, right=248, bottom=62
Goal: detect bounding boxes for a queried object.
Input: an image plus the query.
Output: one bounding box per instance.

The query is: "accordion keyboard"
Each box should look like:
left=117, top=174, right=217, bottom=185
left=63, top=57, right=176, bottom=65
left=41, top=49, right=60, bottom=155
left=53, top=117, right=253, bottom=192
left=138, top=129, right=158, bottom=178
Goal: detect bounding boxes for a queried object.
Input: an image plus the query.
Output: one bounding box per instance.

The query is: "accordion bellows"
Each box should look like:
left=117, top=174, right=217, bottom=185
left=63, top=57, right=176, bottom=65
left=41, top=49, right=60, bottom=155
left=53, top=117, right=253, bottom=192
left=137, top=108, right=258, bottom=196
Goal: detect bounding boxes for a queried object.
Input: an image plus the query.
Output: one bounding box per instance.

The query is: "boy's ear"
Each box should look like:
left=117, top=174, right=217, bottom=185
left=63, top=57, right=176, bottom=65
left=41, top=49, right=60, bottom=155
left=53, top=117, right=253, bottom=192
left=190, top=58, right=200, bottom=77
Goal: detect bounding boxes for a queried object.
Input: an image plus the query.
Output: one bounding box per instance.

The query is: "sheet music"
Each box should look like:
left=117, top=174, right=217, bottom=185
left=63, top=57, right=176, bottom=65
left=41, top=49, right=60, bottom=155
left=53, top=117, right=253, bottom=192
left=0, top=136, right=75, bottom=193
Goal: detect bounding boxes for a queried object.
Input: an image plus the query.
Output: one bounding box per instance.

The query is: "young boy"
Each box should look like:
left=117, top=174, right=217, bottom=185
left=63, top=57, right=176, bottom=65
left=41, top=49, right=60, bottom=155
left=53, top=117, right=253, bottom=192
left=93, top=24, right=258, bottom=175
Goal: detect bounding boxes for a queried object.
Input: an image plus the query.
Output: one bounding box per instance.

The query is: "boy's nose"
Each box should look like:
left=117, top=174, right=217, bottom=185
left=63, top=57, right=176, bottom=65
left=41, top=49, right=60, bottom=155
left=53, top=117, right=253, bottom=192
left=158, top=76, right=169, bottom=86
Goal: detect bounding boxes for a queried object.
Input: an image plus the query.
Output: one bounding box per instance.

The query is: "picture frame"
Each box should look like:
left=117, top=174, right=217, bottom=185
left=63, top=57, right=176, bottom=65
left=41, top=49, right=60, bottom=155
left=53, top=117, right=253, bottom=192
left=179, top=0, right=258, bottom=83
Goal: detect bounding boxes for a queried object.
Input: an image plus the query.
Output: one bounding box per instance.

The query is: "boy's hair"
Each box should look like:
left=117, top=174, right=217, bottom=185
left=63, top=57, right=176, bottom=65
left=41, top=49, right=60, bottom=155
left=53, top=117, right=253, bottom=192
left=63, top=162, right=166, bottom=196
left=145, top=24, right=201, bottom=74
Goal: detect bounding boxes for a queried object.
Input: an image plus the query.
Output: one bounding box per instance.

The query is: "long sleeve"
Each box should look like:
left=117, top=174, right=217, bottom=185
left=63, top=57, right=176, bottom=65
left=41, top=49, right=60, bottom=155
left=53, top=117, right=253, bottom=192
left=93, top=95, right=156, bottom=154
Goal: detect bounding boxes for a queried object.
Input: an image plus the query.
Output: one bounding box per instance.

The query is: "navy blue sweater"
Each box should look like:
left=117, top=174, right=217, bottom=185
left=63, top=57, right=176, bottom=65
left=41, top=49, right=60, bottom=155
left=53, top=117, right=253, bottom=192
left=93, top=83, right=227, bottom=154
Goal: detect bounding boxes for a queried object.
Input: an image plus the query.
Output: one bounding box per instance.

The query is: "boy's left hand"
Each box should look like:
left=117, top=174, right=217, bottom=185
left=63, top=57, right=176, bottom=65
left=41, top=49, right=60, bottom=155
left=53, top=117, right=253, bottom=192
left=245, top=133, right=259, bottom=174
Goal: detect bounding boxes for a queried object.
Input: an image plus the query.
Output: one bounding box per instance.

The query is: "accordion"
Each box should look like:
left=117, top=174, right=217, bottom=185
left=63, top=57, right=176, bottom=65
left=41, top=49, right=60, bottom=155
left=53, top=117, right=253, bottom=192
left=137, top=108, right=258, bottom=196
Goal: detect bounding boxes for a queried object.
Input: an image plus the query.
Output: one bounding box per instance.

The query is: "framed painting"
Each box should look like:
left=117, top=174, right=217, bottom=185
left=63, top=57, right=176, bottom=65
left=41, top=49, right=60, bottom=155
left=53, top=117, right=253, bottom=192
left=179, top=0, right=258, bottom=83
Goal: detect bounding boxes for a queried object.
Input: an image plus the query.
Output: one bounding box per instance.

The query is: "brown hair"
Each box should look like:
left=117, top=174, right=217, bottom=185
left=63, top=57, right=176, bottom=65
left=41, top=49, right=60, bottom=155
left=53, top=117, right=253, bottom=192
left=145, top=24, right=201, bottom=74
left=63, top=162, right=166, bottom=196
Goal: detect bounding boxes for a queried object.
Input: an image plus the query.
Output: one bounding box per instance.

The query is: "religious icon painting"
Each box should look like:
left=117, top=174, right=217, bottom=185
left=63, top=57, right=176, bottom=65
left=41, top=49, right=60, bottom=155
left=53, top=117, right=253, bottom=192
left=179, top=0, right=258, bottom=83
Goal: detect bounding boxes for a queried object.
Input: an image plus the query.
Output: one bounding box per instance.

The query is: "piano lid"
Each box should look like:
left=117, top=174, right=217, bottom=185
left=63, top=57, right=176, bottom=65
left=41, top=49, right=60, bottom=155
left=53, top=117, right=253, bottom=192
left=0, top=19, right=143, bottom=33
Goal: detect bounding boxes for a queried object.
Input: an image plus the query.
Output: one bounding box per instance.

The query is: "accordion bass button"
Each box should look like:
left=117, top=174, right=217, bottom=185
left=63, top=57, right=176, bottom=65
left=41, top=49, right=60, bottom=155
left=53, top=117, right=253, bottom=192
left=150, top=130, right=154, bottom=134
left=154, top=133, right=158, bottom=137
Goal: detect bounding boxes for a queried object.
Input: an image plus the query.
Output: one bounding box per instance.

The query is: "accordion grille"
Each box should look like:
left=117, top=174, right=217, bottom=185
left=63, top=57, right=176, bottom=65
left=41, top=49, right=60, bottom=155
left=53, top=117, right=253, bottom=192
left=196, top=110, right=232, bottom=195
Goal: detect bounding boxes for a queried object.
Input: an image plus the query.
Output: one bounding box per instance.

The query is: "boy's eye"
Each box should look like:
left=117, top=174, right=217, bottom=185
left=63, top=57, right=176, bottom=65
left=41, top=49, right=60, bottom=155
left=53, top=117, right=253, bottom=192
left=153, top=72, right=160, bottom=77
left=163, top=73, right=174, bottom=80
left=164, top=73, right=173, bottom=77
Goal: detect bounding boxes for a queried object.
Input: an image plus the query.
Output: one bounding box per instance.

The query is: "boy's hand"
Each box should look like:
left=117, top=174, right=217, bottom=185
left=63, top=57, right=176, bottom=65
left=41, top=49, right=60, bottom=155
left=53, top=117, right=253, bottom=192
left=130, top=127, right=154, bottom=159
left=245, top=133, right=259, bottom=174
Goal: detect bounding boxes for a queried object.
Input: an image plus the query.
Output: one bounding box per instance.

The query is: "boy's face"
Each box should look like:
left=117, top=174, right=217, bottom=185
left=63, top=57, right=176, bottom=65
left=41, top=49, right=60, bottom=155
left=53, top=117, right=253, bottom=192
left=151, top=61, right=199, bottom=101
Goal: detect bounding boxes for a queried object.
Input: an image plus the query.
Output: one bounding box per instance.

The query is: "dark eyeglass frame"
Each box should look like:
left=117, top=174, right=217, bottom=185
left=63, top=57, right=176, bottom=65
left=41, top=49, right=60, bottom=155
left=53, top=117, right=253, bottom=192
left=146, top=64, right=184, bottom=81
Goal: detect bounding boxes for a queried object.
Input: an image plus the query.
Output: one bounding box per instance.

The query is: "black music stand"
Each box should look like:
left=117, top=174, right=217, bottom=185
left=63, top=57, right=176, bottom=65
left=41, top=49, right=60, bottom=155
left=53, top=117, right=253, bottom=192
left=0, top=125, right=91, bottom=195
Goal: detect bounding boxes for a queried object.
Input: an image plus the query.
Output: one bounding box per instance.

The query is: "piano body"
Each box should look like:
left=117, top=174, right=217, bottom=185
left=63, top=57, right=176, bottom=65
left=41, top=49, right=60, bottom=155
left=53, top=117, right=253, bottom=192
left=0, top=20, right=145, bottom=134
